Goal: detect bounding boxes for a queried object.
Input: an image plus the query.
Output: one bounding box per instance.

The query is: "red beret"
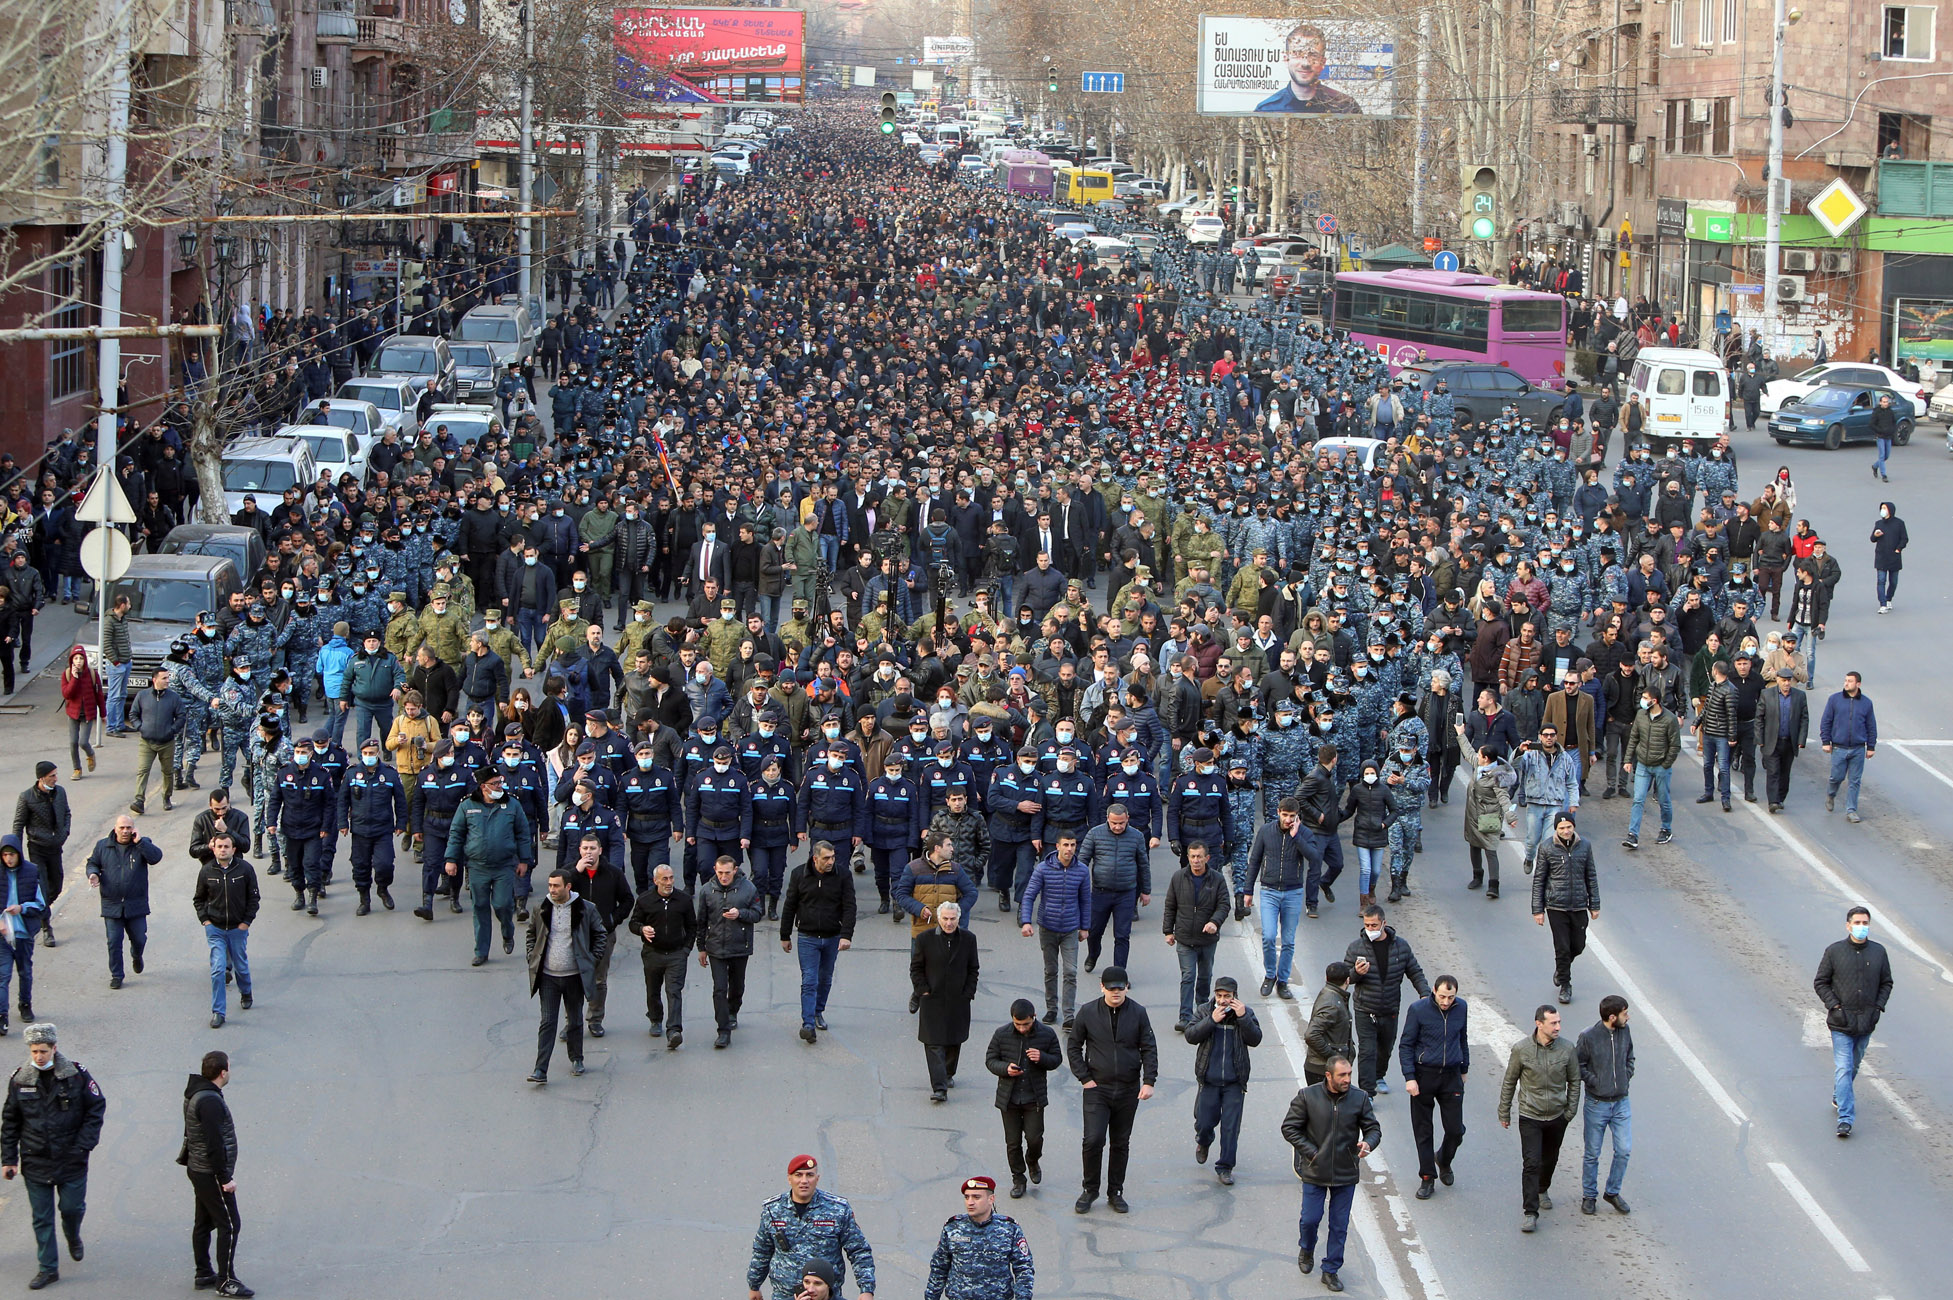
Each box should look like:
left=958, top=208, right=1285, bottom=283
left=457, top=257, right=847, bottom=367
left=788, top=1154, right=819, bottom=1175
left=961, top=1175, right=997, bottom=1193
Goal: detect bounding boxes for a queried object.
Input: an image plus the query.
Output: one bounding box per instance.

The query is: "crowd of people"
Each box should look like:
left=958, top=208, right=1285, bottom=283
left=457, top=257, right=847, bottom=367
left=0, top=101, right=1910, bottom=1297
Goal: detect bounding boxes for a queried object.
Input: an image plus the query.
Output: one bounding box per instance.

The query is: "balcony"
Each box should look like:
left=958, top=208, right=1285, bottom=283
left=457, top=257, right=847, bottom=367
left=352, top=15, right=406, bottom=55
left=1549, top=86, right=1637, bottom=128
left=1876, top=159, right=1953, bottom=217
left=318, top=1, right=356, bottom=43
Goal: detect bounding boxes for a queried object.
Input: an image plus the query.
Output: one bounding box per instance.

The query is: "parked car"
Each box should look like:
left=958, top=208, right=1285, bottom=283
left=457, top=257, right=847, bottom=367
left=419, top=404, right=499, bottom=449
left=449, top=341, right=501, bottom=404
left=1768, top=384, right=1916, bottom=450
left=452, top=303, right=536, bottom=370
left=1397, top=361, right=1566, bottom=427
left=297, top=398, right=382, bottom=442
left=106, top=556, right=244, bottom=693
left=332, top=377, right=420, bottom=439
left=281, top=417, right=374, bottom=487
left=1186, top=215, right=1227, bottom=245
left=155, top=524, right=267, bottom=586
left=1760, top=362, right=1929, bottom=417
left=1311, top=436, right=1385, bottom=471
left=219, top=437, right=318, bottom=517
left=1266, top=269, right=1330, bottom=314
left=370, top=334, right=456, bottom=406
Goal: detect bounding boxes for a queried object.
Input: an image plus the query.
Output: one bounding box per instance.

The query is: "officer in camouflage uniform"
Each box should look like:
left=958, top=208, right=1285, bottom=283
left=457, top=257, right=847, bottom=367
left=746, top=1154, right=877, bottom=1300
left=418, top=585, right=470, bottom=672
left=1545, top=554, right=1590, bottom=640
left=1261, top=698, right=1312, bottom=803
left=1381, top=738, right=1430, bottom=903
left=383, top=592, right=422, bottom=664
left=543, top=595, right=590, bottom=664
left=343, top=577, right=387, bottom=644
left=246, top=714, right=294, bottom=872
left=178, top=618, right=230, bottom=789
left=778, top=598, right=816, bottom=659
left=477, top=606, right=530, bottom=680
left=402, top=517, right=436, bottom=607
left=282, top=594, right=327, bottom=725
left=432, top=554, right=475, bottom=624
left=613, top=599, right=656, bottom=668
left=1178, top=515, right=1225, bottom=589
left=924, top=1176, right=1034, bottom=1300
left=209, top=659, right=259, bottom=790
left=701, top=597, right=746, bottom=676
left=224, top=604, right=285, bottom=678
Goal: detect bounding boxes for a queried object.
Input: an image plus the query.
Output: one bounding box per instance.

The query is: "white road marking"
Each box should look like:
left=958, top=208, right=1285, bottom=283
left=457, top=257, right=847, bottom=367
left=1227, top=924, right=1439, bottom=1300
left=1881, top=738, right=1953, bottom=746
left=1585, top=934, right=1749, bottom=1125
left=1732, top=788, right=1953, bottom=986
left=1768, top=1161, right=1872, bottom=1273
left=1885, top=741, right=1953, bottom=794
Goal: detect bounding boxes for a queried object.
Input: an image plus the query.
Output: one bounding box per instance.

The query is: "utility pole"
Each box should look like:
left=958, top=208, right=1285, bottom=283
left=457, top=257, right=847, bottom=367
left=1762, top=0, right=1788, bottom=330
left=96, top=0, right=132, bottom=492
left=1412, top=8, right=1430, bottom=238
left=518, top=0, right=536, bottom=304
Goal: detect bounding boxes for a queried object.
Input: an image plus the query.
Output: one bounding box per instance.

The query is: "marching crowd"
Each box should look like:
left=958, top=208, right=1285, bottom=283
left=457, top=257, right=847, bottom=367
left=0, top=103, right=1906, bottom=1297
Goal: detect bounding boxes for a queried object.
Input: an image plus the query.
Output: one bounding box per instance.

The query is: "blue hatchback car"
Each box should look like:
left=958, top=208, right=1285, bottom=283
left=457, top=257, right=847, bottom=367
left=1767, top=385, right=1915, bottom=450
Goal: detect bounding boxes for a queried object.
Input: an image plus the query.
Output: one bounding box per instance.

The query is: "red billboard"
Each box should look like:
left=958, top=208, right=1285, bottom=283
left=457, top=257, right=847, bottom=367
left=614, top=7, right=806, bottom=103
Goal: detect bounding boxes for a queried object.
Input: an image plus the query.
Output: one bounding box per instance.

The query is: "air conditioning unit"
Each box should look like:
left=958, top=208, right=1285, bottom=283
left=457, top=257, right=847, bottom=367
left=1627, top=143, right=1646, bottom=164
left=1821, top=250, right=1853, bottom=272
left=1545, top=223, right=1567, bottom=239
left=1689, top=98, right=1710, bottom=122
left=1581, top=133, right=1600, bottom=157
left=1781, top=249, right=1816, bottom=271
left=1776, top=274, right=1808, bottom=302
left=1558, top=200, right=1581, bottom=225
left=309, top=66, right=330, bottom=88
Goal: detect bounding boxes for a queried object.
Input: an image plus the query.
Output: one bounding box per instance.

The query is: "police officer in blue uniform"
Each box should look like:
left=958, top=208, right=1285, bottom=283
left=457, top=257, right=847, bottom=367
left=1167, top=749, right=1229, bottom=870
left=1099, top=752, right=1163, bottom=846
left=617, top=740, right=679, bottom=892
left=747, top=753, right=801, bottom=920
left=863, top=754, right=924, bottom=918
left=686, top=746, right=752, bottom=890
left=339, top=735, right=408, bottom=914
left=556, top=776, right=627, bottom=879
left=1038, top=747, right=1098, bottom=850
left=267, top=735, right=336, bottom=916
left=411, top=739, right=472, bottom=919
left=798, top=744, right=865, bottom=876
left=960, top=718, right=1013, bottom=814
left=985, top=750, right=1045, bottom=911
left=921, top=743, right=978, bottom=822
left=746, top=1154, right=877, bottom=1300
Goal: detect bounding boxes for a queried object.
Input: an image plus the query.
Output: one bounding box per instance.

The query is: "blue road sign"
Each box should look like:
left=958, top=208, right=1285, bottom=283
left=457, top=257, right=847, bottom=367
left=1081, top=72, right=1125, bottom=93
left=1433, top=250, right=1460, bottom=271
left=1315, top=213, right=1338, bottom=235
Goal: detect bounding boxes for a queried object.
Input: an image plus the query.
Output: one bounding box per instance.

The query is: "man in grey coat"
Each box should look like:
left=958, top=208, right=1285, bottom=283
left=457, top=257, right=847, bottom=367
left=127, top=668, right=186, bottom=815
left=523, top=869, right=606, bottom=1083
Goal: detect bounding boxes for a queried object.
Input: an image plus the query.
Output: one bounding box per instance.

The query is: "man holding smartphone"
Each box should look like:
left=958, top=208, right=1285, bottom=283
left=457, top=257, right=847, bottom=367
left=1182, top=976, right=1263, bottom=1186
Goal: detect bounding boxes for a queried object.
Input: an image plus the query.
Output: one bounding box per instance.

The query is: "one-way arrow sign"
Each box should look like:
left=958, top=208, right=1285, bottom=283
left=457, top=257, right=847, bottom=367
left=74, top=468, right=138, bottom=525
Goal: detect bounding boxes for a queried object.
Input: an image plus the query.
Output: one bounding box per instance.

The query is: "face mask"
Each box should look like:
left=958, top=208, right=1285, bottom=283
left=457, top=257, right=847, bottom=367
left=975, top=728, right=992, bottom=741
left=1398, top=750, right=1416, bottom=762
left=237, top=670, right=252, bottom=682
left=1638, top=698, right=1652, bottom=711
left=574, top=580, right=587, bottom=591
left=1198, top=764, right=1217, bottom=776
left=524, top=556, right=537, bottom=566
left=1364, top=927, right=1383, bottom=940
left=502, top=754, right=521, bottom=768
left=295, top=752, right=311, bottom=766
left=438, top=755, right=455, bottom=768
left=712, top=760, right=731, bottom=775
left=1018, top=760, right=1036, bottom=775
left=1850, top=923, right=1869, bottom=942
left=512, top=699, right=528, bottom=711
left=1363, top=773, right=1378, bottom=785
left=32, top=1058, right=51, bottom=1072
left=827, top=757, right=845, bottom=772
left=486, top=786, right=505, bottom=800
left=823, top=726, right=840, bottom=740
left=453, top=729, right=470, bottom=745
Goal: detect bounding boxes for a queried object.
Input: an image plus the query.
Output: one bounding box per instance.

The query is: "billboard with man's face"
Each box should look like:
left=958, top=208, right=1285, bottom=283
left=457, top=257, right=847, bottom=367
left=1197, top=16, right=1396, bottom=117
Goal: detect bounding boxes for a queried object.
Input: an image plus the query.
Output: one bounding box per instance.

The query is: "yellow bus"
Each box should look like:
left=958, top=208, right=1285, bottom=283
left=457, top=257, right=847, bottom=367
left=1055, top=166, right=1114, bottom=205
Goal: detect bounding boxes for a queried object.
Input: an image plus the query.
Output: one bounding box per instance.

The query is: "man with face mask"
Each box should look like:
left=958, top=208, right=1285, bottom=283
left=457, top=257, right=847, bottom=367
left=338, top=737, right=409, bottom=916
left=446, top=766, right=533, bottom=967
left=687, top=746, right=752, bottom=893
left=1813, top=906, right=1892, bottom=1139
left=1, top=1021, right=105, bottom=1290
left=267, top=738, right=335, bottom=917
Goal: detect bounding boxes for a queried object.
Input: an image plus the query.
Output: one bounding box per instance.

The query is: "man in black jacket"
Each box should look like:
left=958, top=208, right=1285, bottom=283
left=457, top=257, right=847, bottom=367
left=1399, top=976, right=1470, bottom=1199
left=1342, top=904, right=1431, bottom=1096
left=1814, top=905, right=1893, bottom=1139
left=1576, top=994, right=1634, bottom=1214
left=1281, top=1055, right=1380, bottom=1293
left=985, top=998, right=1062, bottom=1199
left=11, top=767, right=69, bottom=950
left=628, top=863, right=694, bottom=1049
left=179, top=1050, right=250, bottom=1296
left=1066, top=965, right=1158, bottom=1215
left=191, top=832, right=259, bottom=1028
left=780, top=840, right=857, bottom=1045
left=567, top=833, right=635, bottom=1039
left=1183, top=976, right=1262, bottom=1186
left=2, top=1022, right=106, bottom=1290
left=189, top=790, right=252, bottom=868
left=1296, top=746, right=1345, bottom=919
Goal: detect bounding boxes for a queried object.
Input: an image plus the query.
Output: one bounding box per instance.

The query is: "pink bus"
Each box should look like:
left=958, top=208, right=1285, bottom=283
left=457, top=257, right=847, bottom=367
left=1004, top=163, right=1055, bottom=198
left=1330, top=268, right=1568, bottom=391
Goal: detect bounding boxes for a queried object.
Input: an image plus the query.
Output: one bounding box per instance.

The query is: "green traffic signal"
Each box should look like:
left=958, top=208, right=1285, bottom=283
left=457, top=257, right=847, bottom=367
left=1470, top=215, right=1495, bottom=239
left=879, top=120, right=895, bottom=134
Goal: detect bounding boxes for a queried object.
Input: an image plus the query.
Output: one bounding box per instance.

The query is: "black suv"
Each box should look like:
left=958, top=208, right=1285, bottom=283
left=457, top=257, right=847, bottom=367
left=1399, top=361, right=1566, bottom=428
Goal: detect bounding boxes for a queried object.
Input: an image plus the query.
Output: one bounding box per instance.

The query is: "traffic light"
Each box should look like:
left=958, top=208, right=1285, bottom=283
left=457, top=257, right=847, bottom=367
left=1459, top=164, right=1498, bottom=241
left=879, top=91, right=896, bottom=134
left=1046, top=65, right=1059, bottom=93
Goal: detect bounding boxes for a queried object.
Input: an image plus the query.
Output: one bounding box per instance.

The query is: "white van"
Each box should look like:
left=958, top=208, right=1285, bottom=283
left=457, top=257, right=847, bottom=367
left=1626, top=347, right=1732, bottom=442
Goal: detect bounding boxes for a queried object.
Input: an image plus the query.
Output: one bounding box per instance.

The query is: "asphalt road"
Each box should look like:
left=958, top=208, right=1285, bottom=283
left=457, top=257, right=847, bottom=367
left=0, top=425, right=1944, bottom=1298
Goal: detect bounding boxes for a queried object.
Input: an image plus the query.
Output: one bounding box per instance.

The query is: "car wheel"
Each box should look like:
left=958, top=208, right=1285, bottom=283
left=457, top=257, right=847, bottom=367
left=1824, top=423, right=1844, bottom=451
left=1897, top=419, right=1914, bottom=446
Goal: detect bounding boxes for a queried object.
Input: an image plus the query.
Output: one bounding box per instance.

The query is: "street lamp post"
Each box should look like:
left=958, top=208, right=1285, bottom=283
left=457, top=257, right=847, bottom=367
left=336, top=173, right=356, bottom=324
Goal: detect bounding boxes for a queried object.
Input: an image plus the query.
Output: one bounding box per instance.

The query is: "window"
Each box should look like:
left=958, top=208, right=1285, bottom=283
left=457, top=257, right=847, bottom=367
left=47, top=260, right=88, bottom=400
left=1699, top=0, right=1715, bottom=44
left=1500, top=301, right=1566, bottom=334
left=1656, top=369, right=1687, bottom=395
left=1670, top=0, right=1684, bottom=45
left=1712, top=98, right=1732, bottom=155
left=1885, top=5, right=1935, bottom=60
left=1666, top=97, right=1731, bottom=154
left=1692, top=371, right=1722, bottom=396
left=1723, top=0, right=1738, bottom=40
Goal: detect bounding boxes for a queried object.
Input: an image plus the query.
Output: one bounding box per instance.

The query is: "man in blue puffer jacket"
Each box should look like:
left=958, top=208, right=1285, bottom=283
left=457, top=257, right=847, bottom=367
left=1018, top=832, right=1092, bottom=1029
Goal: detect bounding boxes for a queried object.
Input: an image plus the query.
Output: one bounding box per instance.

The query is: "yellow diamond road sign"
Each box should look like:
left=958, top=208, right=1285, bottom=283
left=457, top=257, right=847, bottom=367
left=1810, top=178, right=1868, bottom=238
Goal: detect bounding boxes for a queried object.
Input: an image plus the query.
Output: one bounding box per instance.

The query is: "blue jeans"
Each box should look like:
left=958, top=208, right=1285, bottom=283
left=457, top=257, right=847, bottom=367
left=1176, top=941, right=1215, bottom=1022
left=1300, top=828, right=1344, bottom=905
left=1259, top=886, right=1306, bottom=983
left=1087, top=888, right=1138, bottom=969
left=1627, top=764, right=1672, bottom=836
left=1702, top=736, right=1733, bottom=800
left=1876, top=568, right=1898, bottom=606
left=1523, top=804, right=1562, bottom=865
left=796, top=934, right=841, bottom=1027
left=993, top=573, right=1015, bottom=615
left=1873, top=437, right=1891, bottom=477
left=206, top=924, right=251, bottom=1016
left=0, top=934, right=33, bottom=1016
left=103, top=915, right=148, bottom=981
left=24, top=1174, right=85, bottom=1274
left=1788, top=621, right=1820, bottom=683
left=353, top=701, right=393, bottom=748
left=325, top=701, right=349, bottom=749
left=1827, top=746, right=1866, bottom=814
left=759, top=593, right=781, bottom=632
left=1831, top=1030, right=1870, bottom=1125
left=104, top=659, right=131, bottom=732
left=1194, top=1081, right=1246, bottom=1171
left=1581, top=1095, right=1632, bottom=1198
left=1354, top=845, right=1387, bottom=895
left=818, top=534, right=840, bottom=571
left=1299, top=1181, right=1356, bottom=1276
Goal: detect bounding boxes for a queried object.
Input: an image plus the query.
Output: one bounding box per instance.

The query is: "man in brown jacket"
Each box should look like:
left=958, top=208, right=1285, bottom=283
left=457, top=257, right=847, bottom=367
left=1541, top=669, right=1597, bottom=789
